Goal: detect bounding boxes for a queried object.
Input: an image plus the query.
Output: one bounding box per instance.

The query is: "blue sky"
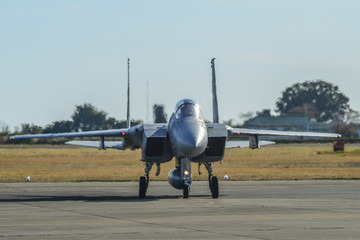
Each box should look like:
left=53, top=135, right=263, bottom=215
left=1, top=0, right=359, bottom=130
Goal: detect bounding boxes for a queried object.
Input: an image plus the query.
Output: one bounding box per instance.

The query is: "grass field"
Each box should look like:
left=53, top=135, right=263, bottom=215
left=0, top=144, right=359, bottom=182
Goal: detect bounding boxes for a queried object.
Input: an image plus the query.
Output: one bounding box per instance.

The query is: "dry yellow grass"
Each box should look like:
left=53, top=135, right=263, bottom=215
left=220, top=146, right=360, bottom=180
left=0, top=145, right=359, bottom=182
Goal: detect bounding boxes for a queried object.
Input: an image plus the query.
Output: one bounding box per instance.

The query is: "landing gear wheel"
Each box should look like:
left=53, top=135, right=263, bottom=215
left=210, top=176, right=219, bottom=199
left=139, top=176, right=147, bottom=199
left=183, top=185, right=189, bottom=199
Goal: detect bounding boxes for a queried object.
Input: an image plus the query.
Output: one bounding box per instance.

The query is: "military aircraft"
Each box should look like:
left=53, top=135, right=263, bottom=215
left=10, top=58, right=341, bottom=199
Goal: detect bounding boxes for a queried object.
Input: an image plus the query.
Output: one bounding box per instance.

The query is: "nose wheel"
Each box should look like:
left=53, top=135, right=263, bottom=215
left=183, top=184, right=189, bottom=198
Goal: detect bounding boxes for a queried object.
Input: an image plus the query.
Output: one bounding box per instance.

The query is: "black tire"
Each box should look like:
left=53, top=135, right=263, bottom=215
left=139, top=176, right=147, bottom=199
left=183, top=185, right=189, bottom=199
left=211, top=176, right=219, bottom=199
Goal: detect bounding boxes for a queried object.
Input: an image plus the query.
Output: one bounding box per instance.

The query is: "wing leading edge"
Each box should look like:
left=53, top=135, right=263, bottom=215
left=9, top=129, right=130, bottom=140
left=229, top=127, right=341, bottom=138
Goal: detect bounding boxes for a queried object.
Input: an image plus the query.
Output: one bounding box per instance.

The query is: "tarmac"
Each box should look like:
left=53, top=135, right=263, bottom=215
left=1, top=180, right=359, bottom=240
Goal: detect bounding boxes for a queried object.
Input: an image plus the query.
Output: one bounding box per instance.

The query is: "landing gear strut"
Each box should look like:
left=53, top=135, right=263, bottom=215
left=139, top=161, right=153, bottom=199
left=183, top=184, right=189, bottom=198
left=179, top=157, right=191, bottom=199
left=204, top=162, right=219, bottom=198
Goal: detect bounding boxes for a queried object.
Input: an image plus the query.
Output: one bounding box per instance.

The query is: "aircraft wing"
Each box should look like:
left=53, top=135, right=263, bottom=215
left=226, top=140, right=275, bottom=149
left=65, top=141, right=124, bottom=150
left=9, top=129, right=130, bottom=140
left=229, top=128, right=341, bottom=138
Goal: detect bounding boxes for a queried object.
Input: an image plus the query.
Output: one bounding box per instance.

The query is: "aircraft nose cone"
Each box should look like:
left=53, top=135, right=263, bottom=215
left=177, top=124, right=207, bottom=157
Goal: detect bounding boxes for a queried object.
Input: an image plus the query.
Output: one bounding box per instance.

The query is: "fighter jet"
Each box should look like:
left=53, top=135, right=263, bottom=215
left=10, top=58, right=341, bottom=199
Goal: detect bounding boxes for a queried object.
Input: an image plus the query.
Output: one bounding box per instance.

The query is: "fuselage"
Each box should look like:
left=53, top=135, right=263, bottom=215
left=168, top=99, right=208, bottom=158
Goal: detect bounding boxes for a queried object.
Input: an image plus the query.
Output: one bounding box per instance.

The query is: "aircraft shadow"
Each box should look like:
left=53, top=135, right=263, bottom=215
left=0, top=194, right=212, bottom=203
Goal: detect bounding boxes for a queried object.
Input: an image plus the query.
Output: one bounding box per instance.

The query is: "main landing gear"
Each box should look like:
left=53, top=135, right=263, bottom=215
left=139, top=176, right=148, bottom=198
left=203, top=162, right=219, bottom=198
left=209, top=175, right=219, bottom=198
left=139, top=160, right=219, bottom=199
left=139, top=162, right=159, bottom=199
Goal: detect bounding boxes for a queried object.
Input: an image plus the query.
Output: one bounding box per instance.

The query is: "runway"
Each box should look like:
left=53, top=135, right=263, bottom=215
left=1, top=181, right=359, bottom=240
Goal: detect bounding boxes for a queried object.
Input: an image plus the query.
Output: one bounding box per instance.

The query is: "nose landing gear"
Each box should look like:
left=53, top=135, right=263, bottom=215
left=180, top=158, right=192, bottom=199
left=183, top=183, right=190, bottom=198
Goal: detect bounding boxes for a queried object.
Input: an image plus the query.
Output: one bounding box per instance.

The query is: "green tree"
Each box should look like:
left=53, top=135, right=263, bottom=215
left=105, top=117, right=123, bottom=129
left=276, top=80, right=350, bottom=122
left=153, top=104, right=167, bottom=123
left=43, top=120, right=73, bottom=133
left=255, top=109, right=273, bottom=118
left=130, top=119, right=143, bottom=127
left=333, top=122, right=358, bottom=138
left=72, top=103, right=108, bottom=131
left=223, top=118, right=235, bottom=127
left=71, top=103, right=143, bottom=131
left=0, top=121, right=9, bottom=134
left=20, top=123, right=43, bottom=134
left=105, top=118, right=143, bottom=129
left=0, top=121, right=10, bottom=144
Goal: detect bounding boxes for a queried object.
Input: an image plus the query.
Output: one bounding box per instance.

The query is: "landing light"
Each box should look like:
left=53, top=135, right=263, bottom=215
left=121, top=132, right=125, bottom=136
left=237, top=131, right=241, bottom=135
left=184, top=170, right=189, bottom=176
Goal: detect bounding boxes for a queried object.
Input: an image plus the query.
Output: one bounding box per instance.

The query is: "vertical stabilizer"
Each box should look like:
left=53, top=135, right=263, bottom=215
left=211, top=58, right=219, bottom=123
left=146, top=79, right=150, bottom=123
left=126, top=58, right=131, bottom=128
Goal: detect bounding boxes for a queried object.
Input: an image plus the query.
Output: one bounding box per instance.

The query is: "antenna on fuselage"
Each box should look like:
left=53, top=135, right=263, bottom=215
left=211, top=58, right=219, bottom=123
left=126, top=58, right=130, bottom=128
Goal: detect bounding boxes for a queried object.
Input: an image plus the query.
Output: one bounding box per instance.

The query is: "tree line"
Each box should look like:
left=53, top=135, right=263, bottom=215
left=1, top=79, right=359, bottom=142
left=241, top=80, right=359, bottom=137
left=18, top=103, right=143, bottom=135
left=0, top=103, right=168, bottom=144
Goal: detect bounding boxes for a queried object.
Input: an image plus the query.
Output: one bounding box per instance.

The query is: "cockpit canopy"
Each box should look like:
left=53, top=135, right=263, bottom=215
left=175, top=99, right=202, bottom=119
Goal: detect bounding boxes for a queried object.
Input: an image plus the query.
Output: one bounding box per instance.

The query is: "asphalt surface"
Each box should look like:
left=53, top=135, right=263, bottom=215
left=1, top=180, right=359, bottom=240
